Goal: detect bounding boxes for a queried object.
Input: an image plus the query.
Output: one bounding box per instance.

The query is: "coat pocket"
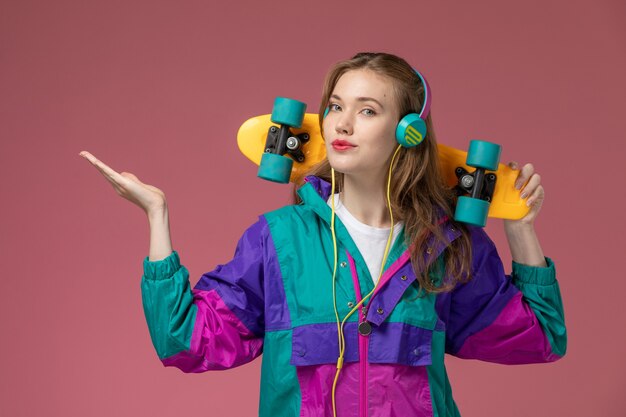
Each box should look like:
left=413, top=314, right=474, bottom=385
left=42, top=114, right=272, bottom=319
left=368, top=321, right=436, bottom=366
left=289, top=319, right=436, bottom=367
left=290, top=322, right=360, bottom=366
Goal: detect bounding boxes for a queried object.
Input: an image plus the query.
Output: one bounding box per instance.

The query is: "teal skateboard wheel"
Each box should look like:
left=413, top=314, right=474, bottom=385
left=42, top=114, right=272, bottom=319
left=454, top=196, right=489, bottom=227
left=466, top=140, right=501, bottom=171
left=258, top=153, right=293, bottom=183
left=271, top=97, right=306, bottom=128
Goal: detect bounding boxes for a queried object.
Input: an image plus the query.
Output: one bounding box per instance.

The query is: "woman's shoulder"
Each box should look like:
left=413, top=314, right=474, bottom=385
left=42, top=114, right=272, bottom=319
left=261, top=204, right=328, bottom=237
left=263, top=199, right=318, bottom=219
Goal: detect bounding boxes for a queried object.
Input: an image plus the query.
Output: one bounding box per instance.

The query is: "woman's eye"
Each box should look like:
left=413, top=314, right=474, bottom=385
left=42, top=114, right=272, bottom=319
left=329, top=103, right=341, bottom=111
left=362, top=108, right=376, bottom=116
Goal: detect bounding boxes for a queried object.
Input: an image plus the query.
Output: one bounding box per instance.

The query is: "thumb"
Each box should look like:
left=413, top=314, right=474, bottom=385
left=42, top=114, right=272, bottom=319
left=120, top=172, right=142, bottom=183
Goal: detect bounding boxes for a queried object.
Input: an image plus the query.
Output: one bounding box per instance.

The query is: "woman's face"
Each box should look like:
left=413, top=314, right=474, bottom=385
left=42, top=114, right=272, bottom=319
left=322, top=69, right=401, bottom=179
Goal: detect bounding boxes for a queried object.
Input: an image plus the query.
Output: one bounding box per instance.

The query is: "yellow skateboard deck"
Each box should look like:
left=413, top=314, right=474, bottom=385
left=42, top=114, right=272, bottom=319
left=237, top=113, right=529, bottom=221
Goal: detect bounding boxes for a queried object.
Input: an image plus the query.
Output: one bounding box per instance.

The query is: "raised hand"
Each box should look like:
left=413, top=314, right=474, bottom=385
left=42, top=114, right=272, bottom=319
left=79, top=151, right=167, bottom=216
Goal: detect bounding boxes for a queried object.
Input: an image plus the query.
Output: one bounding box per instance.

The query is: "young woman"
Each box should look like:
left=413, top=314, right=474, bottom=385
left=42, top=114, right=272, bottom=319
left=80, top=52, right=566, bottom=417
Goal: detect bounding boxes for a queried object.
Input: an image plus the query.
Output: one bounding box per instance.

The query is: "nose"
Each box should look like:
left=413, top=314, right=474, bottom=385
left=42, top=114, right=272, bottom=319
left=335, top=112, right=353, bottom=136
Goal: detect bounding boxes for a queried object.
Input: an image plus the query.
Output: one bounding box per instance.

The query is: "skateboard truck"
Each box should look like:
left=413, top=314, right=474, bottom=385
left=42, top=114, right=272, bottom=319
left=263, top=125, right=310, bottom=164
left=453, top=140, right=502, bottom=227
left=454, top=167, right=497, bottom=202
left=257, top=97, right=308, bottom=183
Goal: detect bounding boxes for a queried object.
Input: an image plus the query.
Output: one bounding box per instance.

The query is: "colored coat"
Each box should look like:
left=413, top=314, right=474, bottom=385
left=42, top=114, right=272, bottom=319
left=141, top=176, right=567, bottom=417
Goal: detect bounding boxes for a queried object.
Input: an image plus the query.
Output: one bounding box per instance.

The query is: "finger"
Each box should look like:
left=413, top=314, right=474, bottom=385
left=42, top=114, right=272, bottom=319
left=120, top=172, right=143, bottom=184
left=526, top=185, right=544, bottom=207
left=520, top=173, right=541, bottom=198
left=81, top=153, right=136, bottom=197
left=80, top=151, right=124, bottom=183
left=515, top=163, right=535, bottom=190
left=119, top=172, right=164, bottom=198
left=102, top=173, right=125, bottom=192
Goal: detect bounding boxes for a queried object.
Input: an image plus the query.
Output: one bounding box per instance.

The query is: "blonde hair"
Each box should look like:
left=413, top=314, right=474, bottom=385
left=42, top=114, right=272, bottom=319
left=297, top=52, right=473, bottom=293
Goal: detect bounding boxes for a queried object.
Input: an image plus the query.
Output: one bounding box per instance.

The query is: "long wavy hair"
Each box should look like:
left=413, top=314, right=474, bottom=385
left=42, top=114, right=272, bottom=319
left=296, top=52, right=473, bottom=293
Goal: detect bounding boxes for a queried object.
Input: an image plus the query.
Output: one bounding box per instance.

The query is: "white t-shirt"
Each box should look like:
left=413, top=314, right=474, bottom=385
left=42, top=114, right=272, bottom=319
left=327, top=193, right=404, bottom=285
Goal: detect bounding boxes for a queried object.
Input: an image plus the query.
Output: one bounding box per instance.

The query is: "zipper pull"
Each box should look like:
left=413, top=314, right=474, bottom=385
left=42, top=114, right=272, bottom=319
left=358, top=321, right=372, bottom=336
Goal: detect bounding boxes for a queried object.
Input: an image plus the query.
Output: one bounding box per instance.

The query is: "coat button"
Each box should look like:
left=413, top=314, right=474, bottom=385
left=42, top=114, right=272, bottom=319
left=400, top=275, right=407, bottom=281
left=299, top=349, right=306, bottom=357
left=426, top=247, right=433, bottom=255
left=377, top=308, right=384, bottom=314
left=413, top=348, right=421, bottom=356
left=347, top=301, right=354, bottom=308
left=340, top=261, right=347, bottom=268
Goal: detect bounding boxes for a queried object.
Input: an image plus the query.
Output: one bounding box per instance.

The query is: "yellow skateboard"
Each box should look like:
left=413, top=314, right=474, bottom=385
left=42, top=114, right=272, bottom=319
left=237, top=97, right=529, bottom=226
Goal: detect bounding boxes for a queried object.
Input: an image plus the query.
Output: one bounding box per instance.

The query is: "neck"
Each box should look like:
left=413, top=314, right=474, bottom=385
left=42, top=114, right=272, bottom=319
left=338, top=169, right=392, bottom=228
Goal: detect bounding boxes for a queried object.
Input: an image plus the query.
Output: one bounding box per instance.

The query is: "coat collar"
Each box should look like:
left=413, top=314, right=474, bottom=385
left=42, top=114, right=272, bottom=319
left=296, top=175, right=462, bottom=270
left=299, top=175, right=333, bottom=202
left=297, top=175, right=389, bottom=282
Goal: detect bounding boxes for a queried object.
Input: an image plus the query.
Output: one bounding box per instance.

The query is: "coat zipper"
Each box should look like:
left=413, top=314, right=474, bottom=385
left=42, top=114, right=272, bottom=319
left=345, top=215, right=452, bottom=416
left=347, top=252, right=368, bottom=417
left=358, top=305, right=369, bottom=417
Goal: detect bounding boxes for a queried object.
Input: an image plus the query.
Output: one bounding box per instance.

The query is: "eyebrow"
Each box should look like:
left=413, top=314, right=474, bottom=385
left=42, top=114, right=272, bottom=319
left=330, top=94, right=384, bottom=109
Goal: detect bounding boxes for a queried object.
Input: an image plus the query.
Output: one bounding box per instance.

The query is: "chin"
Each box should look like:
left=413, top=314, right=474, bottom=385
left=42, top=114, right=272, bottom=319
left=327, top=164, right=351, bottom=175
left=328, top=164, right=366, bottom=179
left=327, top=156, right=355, bottom=174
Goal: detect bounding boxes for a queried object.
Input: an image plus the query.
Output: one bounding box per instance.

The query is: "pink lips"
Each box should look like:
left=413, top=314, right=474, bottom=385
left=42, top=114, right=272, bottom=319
left=331, top=139, right=356, bottom=151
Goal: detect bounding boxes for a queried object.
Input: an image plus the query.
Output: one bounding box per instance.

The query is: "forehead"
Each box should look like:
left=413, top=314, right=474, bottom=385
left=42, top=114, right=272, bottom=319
left=332, top=69, right=397, bottom=106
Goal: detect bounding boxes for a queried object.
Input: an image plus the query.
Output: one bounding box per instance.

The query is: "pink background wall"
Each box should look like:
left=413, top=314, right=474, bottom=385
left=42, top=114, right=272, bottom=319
left=1, top=0, right=624, bottom=415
